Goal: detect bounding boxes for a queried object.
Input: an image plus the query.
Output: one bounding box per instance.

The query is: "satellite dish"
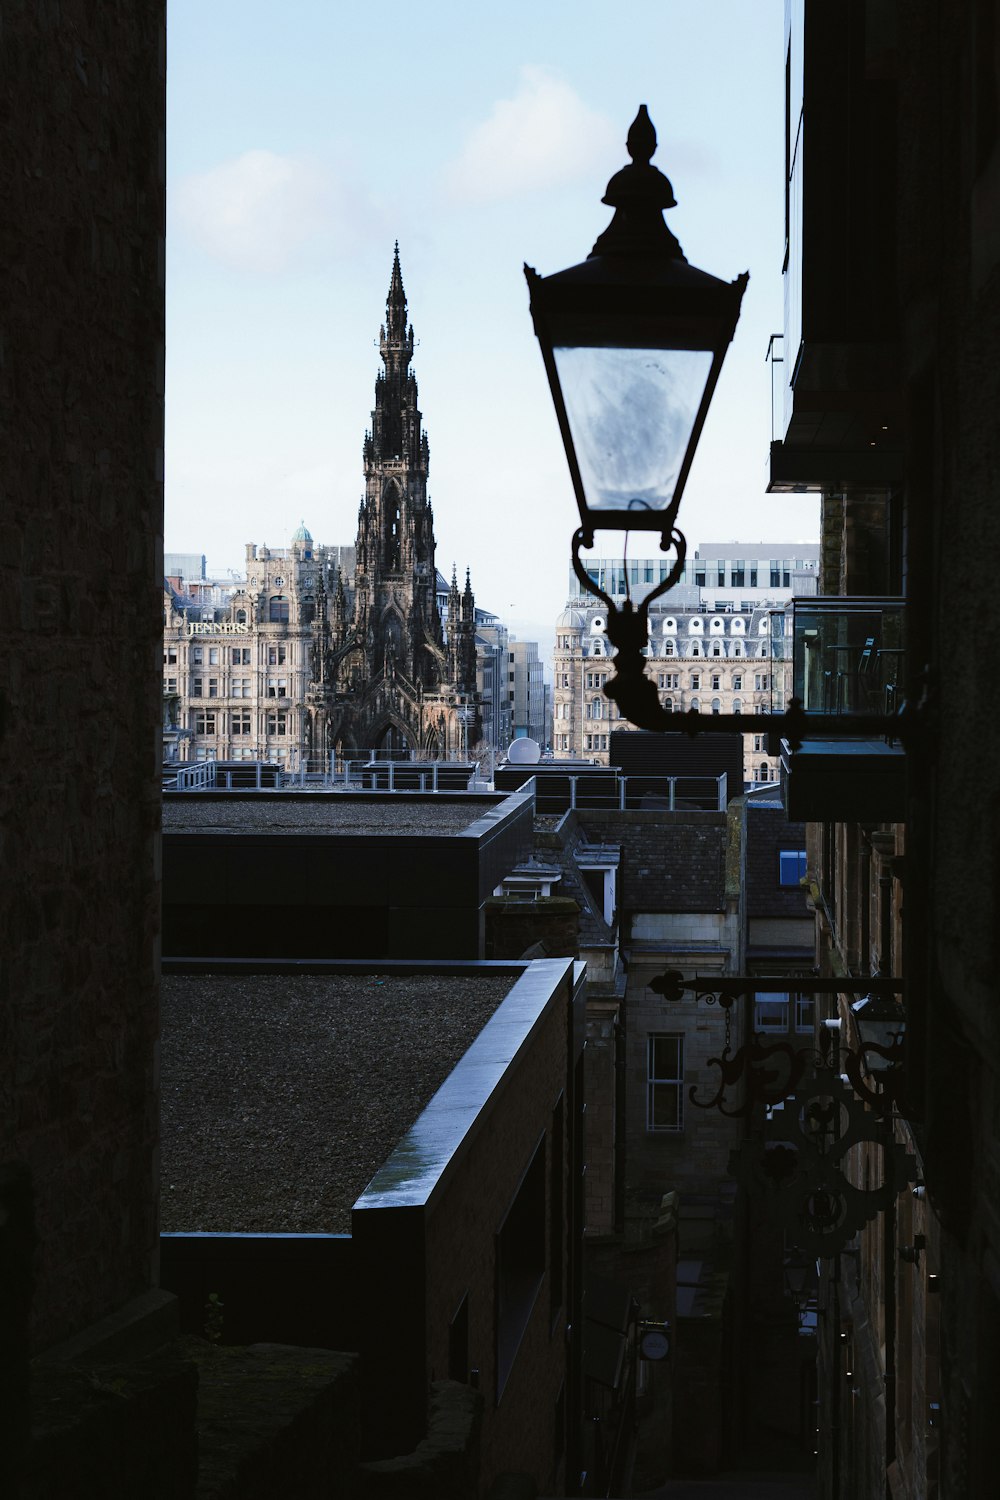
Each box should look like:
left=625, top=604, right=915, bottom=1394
left=507, top=737, right=541, bottom=764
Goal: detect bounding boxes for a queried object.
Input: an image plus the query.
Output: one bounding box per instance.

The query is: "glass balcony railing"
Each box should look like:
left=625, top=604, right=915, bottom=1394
left=792, top=597, right=905, bottom=718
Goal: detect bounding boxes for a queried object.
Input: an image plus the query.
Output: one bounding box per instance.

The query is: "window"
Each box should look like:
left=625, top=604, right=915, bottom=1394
left=732, top=640, right=744, bottom=657
left=235, top=609, right=247, bottom=625
left=191, top=646, right=203, bottom=665
left=690, top=641, right=703, bottom=657
left=194, top=710, right=215, bottom=735
left=231, top=678, right=250, bottom=698
left=690, top=671, right=701, bottom=689
left=690, top=697, right=700, bottom=712
left=232, top=646, right=250, bottom=665
left=758, top=762, right=770, bottom=781
left=586, top=699, right=604, bottom=719
left=559, top=673, right=570, bottom=688
left=658, top=672, right=679, bottom=689
left=755, top=673, right=770, bottom=691
left=710, top=617, right=724, bottom=633
left=268, top=644, right=287, bottom=665
left=208, top=648, right=219, bottom=666
left=779, top=850, right=808, bottom=886
left=753, top=735, right=765, bottom=752
left=208, top=678, right=218, bottom=698
left=754, top=993, right=789, bottom=1031
left=231, top=711, right=251, bottom=736
left=267, top=711, right=288, bottom=735
left=267, top=677, right=288, bottom=698
left=164, top=647, right=177, bottom=666
left=269, top=595, right=289, bottom=623
left=663, top=639, right=675, bottom=656
left=647, top=1035, right=683, bottom=1131
left=711, top=698, right=721, bottom=714
left=749, top=567, right=758, bottom=587
left=733, top=672, right=743, bottom=691
left=496, top=1140, right=546, bottom=1396
left=753, top=991, right=814, bottom=1035
left=689, top=617, right=703, bottom=633
left=711, top=673, right=721, bottom=691
left=663, top=697, right=673, bottom=712
left=163, top=676, right=177, bottom=694
left=732, top=562, right=745, bottom=587
left=192, top=676, right=203, bottom=697
left=732, top=698, right=742, bottom=714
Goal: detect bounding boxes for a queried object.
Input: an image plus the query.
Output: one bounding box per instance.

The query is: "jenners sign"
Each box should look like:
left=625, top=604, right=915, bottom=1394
left=186, top=620, right=250, bottom=636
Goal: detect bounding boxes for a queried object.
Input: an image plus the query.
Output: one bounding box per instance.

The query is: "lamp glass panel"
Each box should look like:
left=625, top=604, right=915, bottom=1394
left=553, top=344, right=713, bottom=513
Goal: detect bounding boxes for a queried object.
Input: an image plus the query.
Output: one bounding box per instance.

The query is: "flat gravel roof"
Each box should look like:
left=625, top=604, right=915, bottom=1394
left=162, top=799, right=488, bottom=836
left=160, top=972, right=514, bottom=1233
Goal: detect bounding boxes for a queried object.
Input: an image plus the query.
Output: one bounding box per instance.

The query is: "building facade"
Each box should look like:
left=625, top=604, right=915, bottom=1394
left=163, top=251, right=479, bottom=768
left=509, top=638, right=546, bottom=745
left=552, top=544, right=818, bottom=785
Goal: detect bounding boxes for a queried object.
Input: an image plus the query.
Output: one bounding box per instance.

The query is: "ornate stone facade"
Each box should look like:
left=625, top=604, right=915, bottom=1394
left=551, top=545, right=819, bottom=785
left=164, top=250, right=479, bottom=767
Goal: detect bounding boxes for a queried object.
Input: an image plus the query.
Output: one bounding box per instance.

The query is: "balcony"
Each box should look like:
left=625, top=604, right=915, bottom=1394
left=792, top=597, right=904, bottom=717
left=781, top=597, right=905, bottom=822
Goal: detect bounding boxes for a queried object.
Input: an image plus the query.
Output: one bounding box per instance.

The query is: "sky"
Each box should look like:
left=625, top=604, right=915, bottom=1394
left=165, top=0, right=818, bottom=652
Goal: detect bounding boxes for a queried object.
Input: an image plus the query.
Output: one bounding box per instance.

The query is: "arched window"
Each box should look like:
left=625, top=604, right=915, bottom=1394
left=711, top=698, right=721, bottom=714
left=731, top=617, right=745, bottom=634
left=663, top=617, right=677, bottom=634
left=689, top=617, right=704, bottom=633
left=591, top=616, right=605, bottom=632
left=269, top=595, right=289, bottom=623
left=663, top=696, right=673, bottom=712
left=690, top=697, right=700, bottom=712
left=732, top=640, right=744, bottom=657
left=710, top=617, right=725, bottom=634
left=733, top=698, right=742, bottom=714
left=235, top=609, right=247, bottom=625
left=383, top=483, right=401, bottom=571
left=691, top=641, right=703, bottom=658
left=759, top=762, right=769, bottom=782
left=592, top=639, right=603, bottom=656
left=757, top=642, right=769, bottom=658
left=663, top=639, right=675, bottom=657
left=711, top=641, right=723, bottom=657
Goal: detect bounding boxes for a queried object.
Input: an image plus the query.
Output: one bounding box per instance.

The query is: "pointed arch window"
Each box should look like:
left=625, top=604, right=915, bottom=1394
left=383, top=483, right=402, bottom=571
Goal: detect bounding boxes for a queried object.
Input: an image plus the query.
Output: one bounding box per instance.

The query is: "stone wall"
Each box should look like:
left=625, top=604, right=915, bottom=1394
left=0, top=3, right=166, bottom=1351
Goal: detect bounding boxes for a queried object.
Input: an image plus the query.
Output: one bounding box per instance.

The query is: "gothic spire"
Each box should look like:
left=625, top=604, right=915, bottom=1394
left=385, top=241, right=407, bottom=343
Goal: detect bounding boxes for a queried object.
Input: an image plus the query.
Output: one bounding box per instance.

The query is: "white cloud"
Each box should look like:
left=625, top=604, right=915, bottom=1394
left=173, top=150, right=379, bottom=273
left=444, top=67, right=619, bottom=203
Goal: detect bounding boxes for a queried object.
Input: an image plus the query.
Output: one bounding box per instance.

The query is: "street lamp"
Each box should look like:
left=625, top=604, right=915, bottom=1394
left=525, top=105, right=746, bottom=564
left=525, top=104, right=747, bottom=725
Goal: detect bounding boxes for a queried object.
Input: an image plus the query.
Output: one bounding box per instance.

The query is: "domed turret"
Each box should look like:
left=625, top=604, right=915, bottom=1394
left=556, top=607, right=585, bottom=632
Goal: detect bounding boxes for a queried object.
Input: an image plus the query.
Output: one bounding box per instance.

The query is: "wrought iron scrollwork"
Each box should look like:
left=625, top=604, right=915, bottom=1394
left=650, top=969, right=914, bottom=1255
